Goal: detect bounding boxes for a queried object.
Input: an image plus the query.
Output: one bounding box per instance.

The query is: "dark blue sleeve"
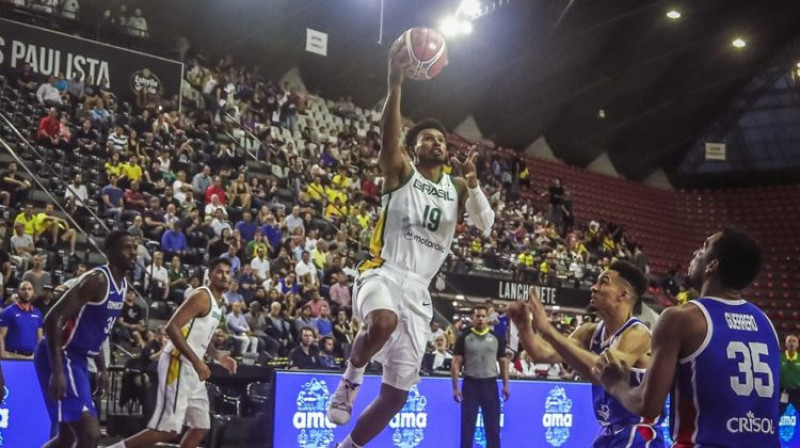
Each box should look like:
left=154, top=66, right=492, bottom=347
left=0, top=307, right=10, bottom=327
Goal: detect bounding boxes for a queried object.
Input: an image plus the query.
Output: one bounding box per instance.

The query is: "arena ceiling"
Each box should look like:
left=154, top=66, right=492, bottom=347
left=154, top=0, right=800, bottom=185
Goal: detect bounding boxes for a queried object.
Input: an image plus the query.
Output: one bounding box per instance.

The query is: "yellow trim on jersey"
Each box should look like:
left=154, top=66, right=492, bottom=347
left=359, top=194, right=392, bottom=273
left=167, top=356, right=181, bottom=385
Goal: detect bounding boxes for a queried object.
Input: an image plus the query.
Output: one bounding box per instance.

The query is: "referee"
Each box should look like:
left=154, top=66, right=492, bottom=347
left=452, top=305, right=510, bottom=448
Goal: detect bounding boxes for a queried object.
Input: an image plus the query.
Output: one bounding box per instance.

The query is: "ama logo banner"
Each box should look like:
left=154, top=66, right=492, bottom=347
left=0, top=360, right=50, bottom=447
left=274, top=371, right=600, bottom=448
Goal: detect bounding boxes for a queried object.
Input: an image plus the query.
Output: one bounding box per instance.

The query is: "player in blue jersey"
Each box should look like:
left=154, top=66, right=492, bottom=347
left=509, top=260, right=664, bottom=447
left=596, top=229, right=780, bottom=448
left=34, top=230, right=135, bottom=448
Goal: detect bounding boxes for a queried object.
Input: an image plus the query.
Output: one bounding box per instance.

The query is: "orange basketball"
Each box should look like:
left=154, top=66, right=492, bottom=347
left=398, top=27, right=448, bottom=81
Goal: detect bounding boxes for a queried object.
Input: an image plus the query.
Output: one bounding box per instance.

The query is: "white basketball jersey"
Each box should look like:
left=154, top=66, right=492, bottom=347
left=359, top=167, right=459, bottom=283
left=164, top=286, right=223, bottom=363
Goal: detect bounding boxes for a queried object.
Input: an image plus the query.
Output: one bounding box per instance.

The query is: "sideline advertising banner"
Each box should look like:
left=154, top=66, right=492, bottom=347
left=274, top=371, right=800, bottom=448
left=0, top=360, right=50, bottom=447
left=0, top=18, right=183, bottom=108
left=431, top=272, right=592, bottom=309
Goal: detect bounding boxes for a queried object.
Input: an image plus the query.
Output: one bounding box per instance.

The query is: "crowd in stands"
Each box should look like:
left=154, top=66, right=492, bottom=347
left=0, top=1, right=149, bottom=38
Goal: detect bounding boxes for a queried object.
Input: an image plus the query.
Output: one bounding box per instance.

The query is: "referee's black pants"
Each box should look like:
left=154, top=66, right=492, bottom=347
left=460, top=376, right=501, bottom=448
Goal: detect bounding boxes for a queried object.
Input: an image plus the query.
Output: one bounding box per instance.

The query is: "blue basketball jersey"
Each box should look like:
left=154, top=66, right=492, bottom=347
left=61, top=265, right=127, bottom=356
left=590, top=317, right=660, bottom=429
left=671, top=297, right=780, bottom=447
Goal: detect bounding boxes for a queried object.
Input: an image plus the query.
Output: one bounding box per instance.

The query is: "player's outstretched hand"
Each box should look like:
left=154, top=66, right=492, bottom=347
left=526, top=288, right=552, bottom=335
left=450, top=145, right=478, bottom=180
left=220, top=354, right=238, bottom=375
left=593, top=349, right=628, bottom=389
left=453, top=388, right=463, bottom=403
left=388, top=36, right=411, bottom=86
left=507, top=301, right=531, bottom=330
left=193, top=359, right=211, bottom=381
left=49, top=371, right=67, bottom=402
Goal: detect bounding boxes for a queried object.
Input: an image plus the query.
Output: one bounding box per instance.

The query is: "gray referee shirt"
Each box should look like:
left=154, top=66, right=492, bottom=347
left=453, top=328, right=506, bottom=379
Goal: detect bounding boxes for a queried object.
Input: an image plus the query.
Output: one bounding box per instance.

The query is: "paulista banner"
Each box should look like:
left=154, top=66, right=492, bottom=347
left=0, top=17, right=183, bottom=109
left=431, top=272, right=592, bottom=309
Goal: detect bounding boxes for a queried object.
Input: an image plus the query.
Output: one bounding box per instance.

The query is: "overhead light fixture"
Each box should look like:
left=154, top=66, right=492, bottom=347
left=459, top=0, right=482, bottom=19
left=795, top=62, right=800, bottom=68
left=440, top=16, right=461, bottom=37
left=460, top=21, right=474, bottom=35
left=455, top=294, right=465, bottom=300
left=598, top=109, right=606, bottom=119
left=732, top=38, right=746, bottom=48
left=666, top=10, right=681, bottom=19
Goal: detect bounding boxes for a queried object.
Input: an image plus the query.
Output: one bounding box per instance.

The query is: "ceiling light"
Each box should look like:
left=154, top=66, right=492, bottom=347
left=795, top=62, right=800, bottom=68
left=455, top=294, right=465, bottom=300
left=460, top=0, right=482, bottom=18
left=666, top=10, right=681, bottom=19
left=440, top=17, right=461, bottom=37
left=732, top=38, right=746, bottom=48
left=460, top=21, right=474, bottom=35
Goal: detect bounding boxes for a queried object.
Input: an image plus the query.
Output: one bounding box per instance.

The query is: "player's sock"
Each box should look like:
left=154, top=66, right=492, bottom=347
left=338, top=435, right=363, bottom=448
left=343, top=360, right=366, bottom=385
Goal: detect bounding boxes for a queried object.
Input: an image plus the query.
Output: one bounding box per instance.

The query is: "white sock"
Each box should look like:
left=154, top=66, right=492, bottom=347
left=339, top=435, right=363, bottom=448
left=343, top=360, right=366, bottom=385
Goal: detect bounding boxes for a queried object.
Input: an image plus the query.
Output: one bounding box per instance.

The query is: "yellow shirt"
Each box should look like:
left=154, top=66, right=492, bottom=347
left=14, top=212, right=41, bottom=236
left=306, top=182, right=325, bottom=201
left=356, top=213, right=370, bottom=229
left=602, top=237, right=615, bottom=252
left=332, top=174, right=351, bottom=190
left=471, top=239, right=482, bottom=254
left=519, top=168, right=529, bottom=180
left=122, top=163, right=143, bottom=181
left=311, top=249, right=327, bottom=269
left=539, top=261, right=550, bottom=273
left=518, top=253, right=534, bottom=267
left=105, top=162, right=124, bottom=178
left=325, top=203, right=348, bottom=219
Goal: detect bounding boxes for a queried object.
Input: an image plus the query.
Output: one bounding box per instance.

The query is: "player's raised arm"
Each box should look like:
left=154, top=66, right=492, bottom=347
left=451, top=146, right=495, bottom=236
left=42, top=271, right=106, bottom=401
left=380, top=38, right=414, bottom=190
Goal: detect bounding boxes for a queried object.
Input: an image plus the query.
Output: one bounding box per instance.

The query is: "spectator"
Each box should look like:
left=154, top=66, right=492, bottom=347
left=67, top=72, right=84, bottom=99
left=145, top=251, right=169, bottom=301
left=102, top=175, right=125, bottom=227
left=166, top=256, right=189, bottom=302
left=250, top=246, right=271, bottom=283
left=316, top=305, right=333, bottom=337
left=288, top=327, right=321, bottom=370
left=333, top=309, right=353, bottom=349
left=33, top=285, right=56, bottom=318
left=782, top=334, right=800, bottom=416
left=1, top=162, right=31, bottom=208
left=265, top=301, right=293, bottom=356
left=14, top=62, right=37, bottom=92
left=108, top=124, right=129, bottom=153
left=428, top=321, right=445, bottom=344
left=21, top=255, right=52, bottom=297
left=160, top=222, right=187, bottom=256
left=245, top=301, right=278, bottom=356
left=192, top=165, right=212, bottom=197
left=226, top=302, right=258, bottom=355
left=238, top=264, right=259, bottom=302
left=64, top=173, right=89, bottom=216
left=36, top=75, right=64, bottom=107
left=36, top=107, right=61, bottom=147
left=113, top=290, right=146, bottom=346
left=36, top=203, right=78, bottom=256
left=294, top=304, right=318, bottom=336
left=278, top=272, right=301, bottom=296
left=182, top=276, right=201, bottom=302
left=319, top=336, right=340, bottom=369
left=124, top=181, right=147, bottom=215
left=0, top=281, right=43, bottom=359
left=305, top=290, right=329, bottom=318
left=223, top=281, right=246, bottom=310
left=143, top=197, right=167, bottom=240
left=431, top=334, right=453, bottom=371
left=295, top=250, right=317, bottom=280
left=205, top=176, right=227, bottom=204
left=126, top=8, right=149, bottom=38
left=328, top=272, right=351, bottom=309
left=286, top=205, right=304, bottom=235
left=261, top=214, right=283, bottom=257
left=221, top=243, right=242, bottom=275
left=10, top=221, right=35, bottom=273
left=235, top=211, right=257, bottom=243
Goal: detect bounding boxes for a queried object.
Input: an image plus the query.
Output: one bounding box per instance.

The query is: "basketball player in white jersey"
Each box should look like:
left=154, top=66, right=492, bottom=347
left=108, top=258, right=237, bottom=448
left=328, top=38, right=496, bottom=448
